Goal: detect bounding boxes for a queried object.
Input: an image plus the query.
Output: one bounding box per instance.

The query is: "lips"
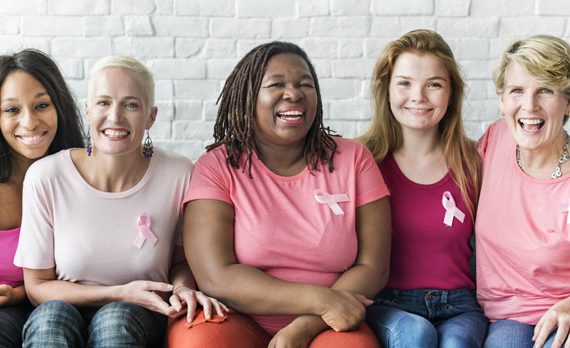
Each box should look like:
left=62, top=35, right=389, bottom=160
left=102, top=128, right=130, bottom=138
left=404, top=106, right=433, bottom=115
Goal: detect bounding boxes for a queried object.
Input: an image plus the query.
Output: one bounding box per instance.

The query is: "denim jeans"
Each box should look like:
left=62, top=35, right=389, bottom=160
left=0, top=302, right=33, bottom=347
left=484, top=319, right=560, bottom=348
left=366, top=289, right=488, bottom=348
left=22, top=300, right=167, bottom=347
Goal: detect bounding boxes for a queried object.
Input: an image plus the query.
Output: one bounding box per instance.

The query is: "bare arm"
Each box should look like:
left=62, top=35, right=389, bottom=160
left=23, top=267, right=176, bottom=315
left=0, top=284, right=27, bottom=306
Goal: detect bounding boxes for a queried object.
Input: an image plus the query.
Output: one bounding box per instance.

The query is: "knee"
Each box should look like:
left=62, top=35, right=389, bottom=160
left=23, top=301, right=85, bottom=345
left=385, top=315, right=437, bottom=346
left=440, top=334, right=480, bottom=348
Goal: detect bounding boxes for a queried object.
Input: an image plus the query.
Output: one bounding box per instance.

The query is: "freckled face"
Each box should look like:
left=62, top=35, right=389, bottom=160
left=0, top=70, right=58, bottom=160
left=389, top=51, right=451, bottom=133
left=254, top=53, right=318, bottom=149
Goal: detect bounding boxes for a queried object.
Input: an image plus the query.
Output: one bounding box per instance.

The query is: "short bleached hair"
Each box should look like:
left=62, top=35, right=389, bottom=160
left=88, top=55, right=155, bottom=108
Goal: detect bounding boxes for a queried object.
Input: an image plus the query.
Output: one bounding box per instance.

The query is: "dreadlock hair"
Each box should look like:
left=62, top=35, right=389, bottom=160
left=0, top=49, right=84, bottom=183
left=207, top=41, right=337, bottom=177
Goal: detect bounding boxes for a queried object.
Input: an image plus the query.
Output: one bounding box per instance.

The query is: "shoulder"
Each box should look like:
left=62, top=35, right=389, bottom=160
left=332, top=137, right=374, bottom=161
left=25, top=150, right=70, bottom=183
left=154, top=147, right=194, bottom=173
left=195, top=146, right=228, bottom=168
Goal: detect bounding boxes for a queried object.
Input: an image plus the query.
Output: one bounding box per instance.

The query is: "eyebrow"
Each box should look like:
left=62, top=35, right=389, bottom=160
left=393, top=75, right=448, bottom=81
left=263, top=73, right=314, bottom=80
left=1, top=91, right=49, bottom=103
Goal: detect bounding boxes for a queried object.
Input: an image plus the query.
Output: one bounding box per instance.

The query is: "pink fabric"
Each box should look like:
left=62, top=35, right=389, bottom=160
left=0, top=227, right=23, bottom=288
left=476, top=119, right=570, bottom=325
left=185, top=137, right=389, bottom=334
left=380, top=154, right=475, bottom=290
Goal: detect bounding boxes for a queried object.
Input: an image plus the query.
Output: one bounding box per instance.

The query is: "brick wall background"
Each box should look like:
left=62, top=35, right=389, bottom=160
left=1, top=0, right=569, bottom=160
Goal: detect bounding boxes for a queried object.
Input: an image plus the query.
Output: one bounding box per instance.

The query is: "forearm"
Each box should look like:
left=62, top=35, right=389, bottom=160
left=330, top=262, right=388, bottom=299
left=169, top=260, right=196, bottom=291
left=197, top=262, right=328, bottom=316
left=25, top=279, right=120, bottom=307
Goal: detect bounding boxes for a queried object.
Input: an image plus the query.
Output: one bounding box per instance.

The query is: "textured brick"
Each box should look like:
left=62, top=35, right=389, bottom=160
left=460, top=59, right=495, bottom=80
left=175, top=38, right=206, bottom=58
left=297, top=0, right=329, bottom=17
left=364, top=38, right=392, bottom=58
left=470, top=0, right=533, bottom=16
left=537, top=0, right=570, bottom=15
left=463, top=100, right=500, bottom=121
left=0, top=17, right=20, bottom=35
left=329, top=100, right=372, bottom=120
left=300, top=38, right=337, bottom=58
left=111, top=0, right=155, bottom=14
left=320, top=79, right=360, bottom=99
left=372, top=0, right=433, bottom=15
left=207, top=59, right=238, bottom=79
left=55, top=58, right=84, bottom=79
left=435, top=0, right=470, bottom=16
left=0, top=0, right=46, bottom=15
left=331, top=0, right=370, bottom=15
left=155, top=101, right=174, bottom=121
left=22, top=16, right=82, bottom=36
left=49, top=0, right=109, bottom=15
left=112, top=37, right=174, bottom=58
left=149, top=120, right=172, bottom=140
left=237, top=39, right=271, bottom=56
left=448, top=39, right=489, bottom=60
left=466, top=80, right=489, bottom=100
left=272, top=19, right=310, bottom=39
left=204, top=39, right=236, bottom=58
left=322, top=120, right=357, bottom=138
left=237, top=0, right=295, bottom=18
left=52, top=38, right=112, bottom=57
left=148, top=59, right=206, bottom=79
left=210, top=18, right=271, bottom=38
left=125, top=16, right=154, bottom=36
left=332, top=59, right=376, bottom=78
left=66, top=79, right=88, bottom=99
left=154, top=16, right=209, bottom=37
left=310, top=17, right=369, bottom=37
left=370, top=16, right=436, bottom=37
left=173, top=120, right=215, bottom=140
left=175, top=101, right=203, bottom=120
left=83, top=17, right=123, bottom=37
left=175, top=0, right=235, bottom=16
left=174, top=80, right=220, bottom=100
left=437, top=18, right=499, bottom=38
left=338, top=39, right=364, bottom=58
left=155, top=80, right=174, bottom=100
left=499, top=17, right=566, bottom=38
left=155, top=0, right=174, bottom=14
left=203, top=101, right=219, bottom=120
left=312, top=59, right=332, bottom=78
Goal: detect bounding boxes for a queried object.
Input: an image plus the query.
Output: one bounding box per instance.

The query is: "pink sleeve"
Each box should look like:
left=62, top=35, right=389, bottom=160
left=354, top=143, right=390, bottom=207
left=184, top=150, right=233, bottom=206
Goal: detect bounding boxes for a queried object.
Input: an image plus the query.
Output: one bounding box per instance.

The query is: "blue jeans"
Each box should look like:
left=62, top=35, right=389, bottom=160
left=484, top=319, right=560, bottom=348
left=0, top=302, right=33, bottom=347
left=366, top=289, right=488, bottom=348
left=23, top=300, right=167, bottom=347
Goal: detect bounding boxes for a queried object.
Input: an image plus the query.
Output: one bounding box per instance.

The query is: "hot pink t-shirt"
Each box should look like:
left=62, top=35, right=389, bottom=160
left=380, top=154, right=475, bottom=290
left=476, top=119, right=570, bottom=325
left=0, top=227, right=23, bottom=288
left=185, top=137, right=389, bottom=334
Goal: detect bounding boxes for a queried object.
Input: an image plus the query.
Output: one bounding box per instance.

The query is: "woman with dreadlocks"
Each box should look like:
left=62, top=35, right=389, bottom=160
left=166, top=41, right=391, bottom=347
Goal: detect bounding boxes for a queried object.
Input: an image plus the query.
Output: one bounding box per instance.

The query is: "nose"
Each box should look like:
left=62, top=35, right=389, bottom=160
left=108, top=103, right=122, bottom=123
left=410, top=86, right=426, bottom=102
left=522, top=93, right=539, bottom=112
left=283, top=85, right=302, bottom=101
left=20, top=108, right=40, bottom=130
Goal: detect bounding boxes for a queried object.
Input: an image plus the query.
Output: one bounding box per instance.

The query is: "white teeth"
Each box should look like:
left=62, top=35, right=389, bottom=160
left=103, top=130, right=128, bottom=137
left=18, top=135, right=44, bottom=145
left=278, top=111, right=303, bottom=116
left=519, top=118, right=544, bottom=125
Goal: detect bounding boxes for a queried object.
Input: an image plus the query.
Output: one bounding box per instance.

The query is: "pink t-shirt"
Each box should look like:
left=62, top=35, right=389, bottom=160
left=0, top=227, right=23, bottom=288
left=380, top=154, right=475, bottom=290
left=186, top=137, right=389, bottom=334
left=476, top=119, right=570, bottom=325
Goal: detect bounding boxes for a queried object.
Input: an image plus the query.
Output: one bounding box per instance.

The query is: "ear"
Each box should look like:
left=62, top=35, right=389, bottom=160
left=565, top=99, right=570, bottom=117
left=146, top=106, right=158, bottom=130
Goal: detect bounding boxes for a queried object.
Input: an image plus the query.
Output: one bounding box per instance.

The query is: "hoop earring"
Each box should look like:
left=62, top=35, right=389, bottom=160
left=143, top=130, right=153, bottom=159
left=86, top=128, right=92, bottom=157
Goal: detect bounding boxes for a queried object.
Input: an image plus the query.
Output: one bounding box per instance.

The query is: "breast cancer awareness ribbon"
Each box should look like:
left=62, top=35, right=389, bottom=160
left=133, top=213, right=158, bottom=249
left=314, top=189, right=350, bottom=216
left=442, top=191, right=465, bottom=227
left=559, top=197, right=570, bottom=224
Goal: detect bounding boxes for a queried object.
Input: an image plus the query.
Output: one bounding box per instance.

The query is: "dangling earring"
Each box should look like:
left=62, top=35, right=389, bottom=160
left=86, top=128, right=92, bottom=157
left=143, top=130, right=153, bottom=159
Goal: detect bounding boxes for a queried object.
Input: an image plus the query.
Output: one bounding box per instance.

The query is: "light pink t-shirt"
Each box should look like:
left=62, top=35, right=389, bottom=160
left=476, top=119, right=570, bottom=325
left=186, top=137, right=389, bottom=334
left=15, top=148, right=192, bottom=286
left=0, top=227, right=23, bottom=288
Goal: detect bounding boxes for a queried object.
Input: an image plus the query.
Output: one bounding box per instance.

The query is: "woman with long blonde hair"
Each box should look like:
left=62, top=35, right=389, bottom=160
left=360, top=29, right=485, bottom=347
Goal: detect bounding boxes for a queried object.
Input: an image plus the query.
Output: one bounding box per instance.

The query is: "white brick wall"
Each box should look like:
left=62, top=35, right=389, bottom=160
left=1, top=0, right=569, bottom=160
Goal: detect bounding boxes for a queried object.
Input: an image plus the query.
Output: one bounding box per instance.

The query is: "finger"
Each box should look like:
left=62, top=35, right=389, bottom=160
left=534, top=319, right=544, bottom=341
left=143, top=281, right=174, bottom=293
left=169, top=293, right=183, bottom=312
left=552, top=321, right=570, bottom=348
left=200, top=295, right=213, bottom=320
left=534, top=320, right=557, bottom=348
left=220, top=302, right=229, bottom=312
left=354, top=293, right=374, bottom=306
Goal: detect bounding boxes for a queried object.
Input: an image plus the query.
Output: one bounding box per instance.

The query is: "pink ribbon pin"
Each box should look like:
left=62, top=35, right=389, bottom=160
left=442, top=191, right=465, bottom=227
left=559, top=197, right=570, bottom=224
left=133, top=213, right=158, bottom=249
left=314, top=189, right=349, bottom=216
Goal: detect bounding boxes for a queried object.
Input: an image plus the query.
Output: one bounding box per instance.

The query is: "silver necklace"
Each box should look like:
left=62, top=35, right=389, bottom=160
left=516, top=132, right=570, bottom=179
